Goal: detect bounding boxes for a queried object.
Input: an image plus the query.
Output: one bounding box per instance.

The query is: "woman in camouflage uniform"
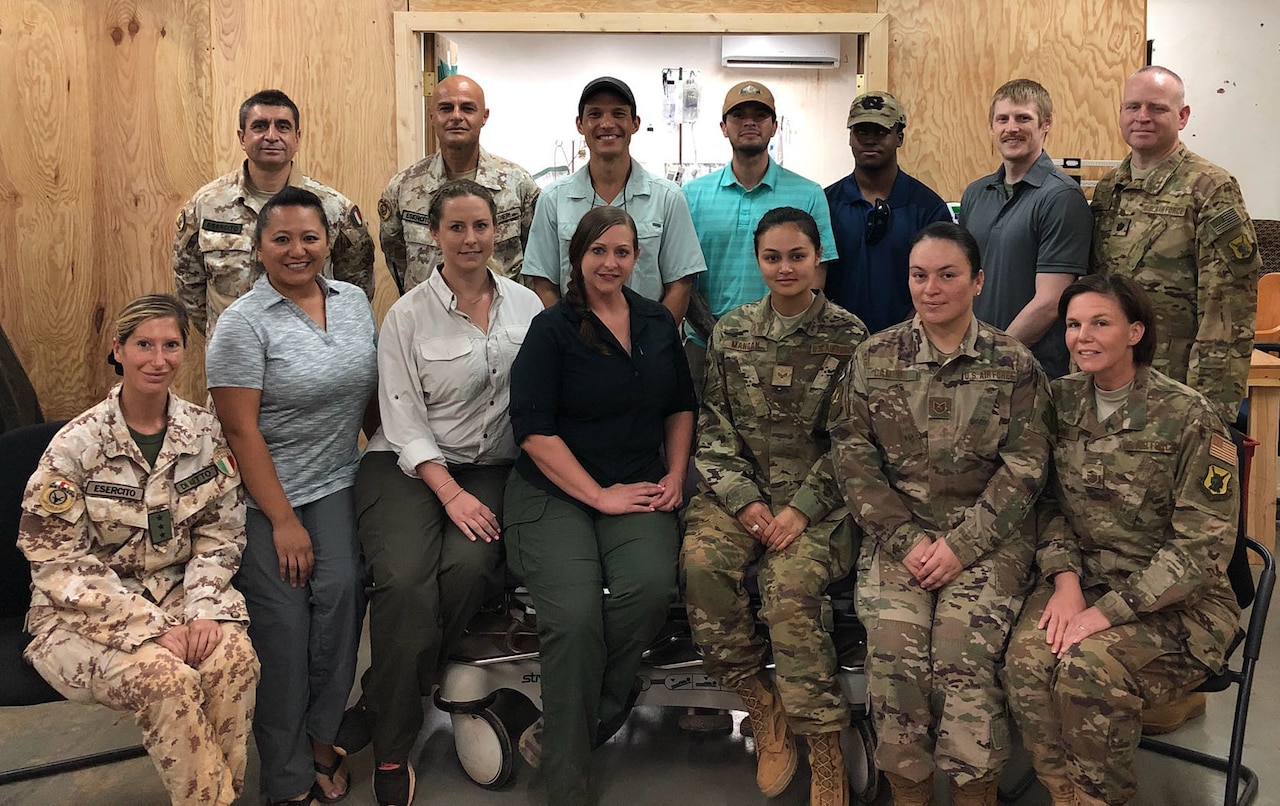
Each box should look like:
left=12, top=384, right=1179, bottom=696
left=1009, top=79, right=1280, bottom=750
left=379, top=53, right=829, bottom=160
left=829, top=222, right=1054, bottom=806
left=683, top=207, right=868, bottom=806
left=1004, top=274, right=1241, bottom=806
left=19, top=295, right=258, bottom=806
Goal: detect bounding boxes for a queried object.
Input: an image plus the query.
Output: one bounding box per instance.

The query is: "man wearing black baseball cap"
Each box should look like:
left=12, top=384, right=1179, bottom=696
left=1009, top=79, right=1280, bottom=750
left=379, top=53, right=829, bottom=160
left=522, top=76, right=705, bottom=322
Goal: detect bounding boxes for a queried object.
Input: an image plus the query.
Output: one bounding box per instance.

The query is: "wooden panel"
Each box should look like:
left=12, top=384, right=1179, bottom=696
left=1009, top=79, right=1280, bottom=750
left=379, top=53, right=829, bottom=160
left=885, top=0, right=1145, bottom=202
left=410, top=0, right=877, bottom=12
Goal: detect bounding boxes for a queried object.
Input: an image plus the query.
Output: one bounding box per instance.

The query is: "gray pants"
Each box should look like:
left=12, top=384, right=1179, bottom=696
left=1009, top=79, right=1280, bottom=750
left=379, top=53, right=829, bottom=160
left=356, top=451, right=506, bottom=762
left=237, top=488, right=365, bottom=800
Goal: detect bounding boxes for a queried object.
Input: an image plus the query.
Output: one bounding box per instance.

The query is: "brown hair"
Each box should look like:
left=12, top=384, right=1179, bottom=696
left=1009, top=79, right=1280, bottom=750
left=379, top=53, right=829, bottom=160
left=566, top=206, right=639, bottom=355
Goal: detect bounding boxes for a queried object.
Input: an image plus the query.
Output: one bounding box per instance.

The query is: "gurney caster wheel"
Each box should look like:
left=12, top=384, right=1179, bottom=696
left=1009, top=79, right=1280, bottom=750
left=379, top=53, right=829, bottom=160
left=843, top=713, right=881, bottom=803
left=452, top=688, right=540, bottom=789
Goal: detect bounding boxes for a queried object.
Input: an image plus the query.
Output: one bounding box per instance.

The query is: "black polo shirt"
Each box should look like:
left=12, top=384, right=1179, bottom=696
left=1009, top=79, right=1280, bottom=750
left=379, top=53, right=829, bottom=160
left=511, top=287, right=696, bottom=508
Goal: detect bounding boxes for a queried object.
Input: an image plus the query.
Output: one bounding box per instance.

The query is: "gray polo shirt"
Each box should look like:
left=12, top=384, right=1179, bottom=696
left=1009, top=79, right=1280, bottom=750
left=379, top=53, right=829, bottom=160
left=959, top=149, right=1091, bottom=378
left=206, top=275, right=378, bottom=508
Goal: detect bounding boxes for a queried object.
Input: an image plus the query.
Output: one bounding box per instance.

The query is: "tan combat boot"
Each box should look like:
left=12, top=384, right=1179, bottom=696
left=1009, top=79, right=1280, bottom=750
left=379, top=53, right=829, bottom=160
left=949, top=775, right=1000, bottom=806
left=884, top=771, right=935, bottom=806
left=1141, top=691, right=1206, bottom=734
left=734, top=672, right=797, bottom=796
left=806, top=731, right=849, bottom=806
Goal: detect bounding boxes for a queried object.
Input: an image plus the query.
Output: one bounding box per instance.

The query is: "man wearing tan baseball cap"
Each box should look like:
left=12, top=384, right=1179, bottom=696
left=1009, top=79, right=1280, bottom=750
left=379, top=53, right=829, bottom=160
left=682, top=80, right=837, bottom=381
left=824, top=91, right=951, bottom=333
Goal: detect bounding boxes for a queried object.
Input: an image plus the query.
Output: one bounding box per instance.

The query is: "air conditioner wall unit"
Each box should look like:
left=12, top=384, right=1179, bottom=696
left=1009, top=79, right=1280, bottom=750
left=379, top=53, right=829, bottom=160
left=721, top=34, right=842, bottom=69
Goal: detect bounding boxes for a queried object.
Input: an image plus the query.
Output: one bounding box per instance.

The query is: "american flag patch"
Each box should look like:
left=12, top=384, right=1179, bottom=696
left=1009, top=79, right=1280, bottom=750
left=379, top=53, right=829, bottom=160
left=1209, top=433, right=1236, bottom=466
left=1208, top=208, right=1243, bottom=236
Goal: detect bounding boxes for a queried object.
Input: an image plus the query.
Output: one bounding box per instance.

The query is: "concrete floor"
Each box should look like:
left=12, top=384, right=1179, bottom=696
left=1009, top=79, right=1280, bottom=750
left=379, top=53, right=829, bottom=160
left=2, top=602, right=1276, bottom=806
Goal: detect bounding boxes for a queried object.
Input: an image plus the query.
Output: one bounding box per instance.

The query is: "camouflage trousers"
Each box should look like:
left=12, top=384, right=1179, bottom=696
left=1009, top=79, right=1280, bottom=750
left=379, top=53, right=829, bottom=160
left=27, top=622, right=260, bottom=806
left=856, top=542, right=1029, bottom=785
left=682, top=493, right=856, bottom=734
left=1005, top=583, right=1212, bottom=804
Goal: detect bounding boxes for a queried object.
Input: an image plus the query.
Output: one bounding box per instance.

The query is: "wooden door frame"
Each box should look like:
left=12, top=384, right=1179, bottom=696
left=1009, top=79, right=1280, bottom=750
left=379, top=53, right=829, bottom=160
left=392, top=11, right=889, bottom=168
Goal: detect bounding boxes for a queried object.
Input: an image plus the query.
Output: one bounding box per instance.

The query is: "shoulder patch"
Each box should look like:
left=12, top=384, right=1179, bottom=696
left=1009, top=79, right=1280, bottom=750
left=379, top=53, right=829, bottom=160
left=175, top=209, right=186, bottom=232
left=350, top=205, right=365, bottom=228
left=377, top=198, right=393, bottom=221
left=40, top=478, right=79, bottom=514
left=1207, top=208, right=1245, bottom=237
left=401, top=210, right=430, bottom=226
left=1209, top=433, right=1237, bottom=466
left=1227, top=232, right=1256, bottom=264
left=1203, top=464, right=1233, bottom=499
left=201, top=219, right=244, bottom=235
left=214, top=449, right=238, bottom=478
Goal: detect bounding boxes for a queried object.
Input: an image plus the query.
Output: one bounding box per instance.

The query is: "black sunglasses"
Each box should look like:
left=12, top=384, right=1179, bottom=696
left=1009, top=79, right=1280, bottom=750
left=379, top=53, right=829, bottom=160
left=866, top=199, right=891, bottom=245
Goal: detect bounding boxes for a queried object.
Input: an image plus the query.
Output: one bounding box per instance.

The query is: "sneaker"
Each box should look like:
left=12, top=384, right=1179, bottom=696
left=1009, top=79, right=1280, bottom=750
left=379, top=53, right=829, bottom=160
left=519, top=717, right=543, bottom=769
left=372, top=761, right=415, bottom=806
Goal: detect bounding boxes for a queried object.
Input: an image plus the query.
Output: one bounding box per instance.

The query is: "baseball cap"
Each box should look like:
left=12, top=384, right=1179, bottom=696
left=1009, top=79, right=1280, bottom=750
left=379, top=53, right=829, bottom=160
left=722, top=81, right=777, bottom=117
left=578, top=76, right=637, bottom=117
left=847, top=91, right=906, bottom=130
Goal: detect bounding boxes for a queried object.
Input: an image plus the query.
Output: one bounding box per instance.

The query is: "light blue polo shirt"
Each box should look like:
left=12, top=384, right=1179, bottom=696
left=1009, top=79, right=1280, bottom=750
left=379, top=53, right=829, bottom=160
left=522, top=159, right=706, bottom=301
left=683, top=159, right=838, bottom=333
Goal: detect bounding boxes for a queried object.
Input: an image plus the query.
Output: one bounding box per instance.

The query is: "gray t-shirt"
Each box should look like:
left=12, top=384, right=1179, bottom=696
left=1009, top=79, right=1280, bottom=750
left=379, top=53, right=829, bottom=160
left=206, top=275, right=377, bottom=508
left=959, top=149, right=1091, bottom=378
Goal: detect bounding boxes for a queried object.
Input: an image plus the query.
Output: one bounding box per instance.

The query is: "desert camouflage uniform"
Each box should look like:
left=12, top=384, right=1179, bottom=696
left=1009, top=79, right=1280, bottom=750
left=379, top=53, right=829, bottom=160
left=1091, top=143, right=1261, bottom=424
left=828, top=315, right=1053, bottom=785
left=172, top=161, right=375, bottom=336
left=378, top=148, right=540, bottom=293
left=1005, top=367, right=1240, bottom=804
left=19, top=385, right=259, bottom=806
left=683, top=292, right=867, bottom=734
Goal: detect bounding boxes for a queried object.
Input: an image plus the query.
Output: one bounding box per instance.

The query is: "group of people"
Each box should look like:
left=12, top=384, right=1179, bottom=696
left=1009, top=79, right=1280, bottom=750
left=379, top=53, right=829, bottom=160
left=13, top=59, right=1262, bottom=806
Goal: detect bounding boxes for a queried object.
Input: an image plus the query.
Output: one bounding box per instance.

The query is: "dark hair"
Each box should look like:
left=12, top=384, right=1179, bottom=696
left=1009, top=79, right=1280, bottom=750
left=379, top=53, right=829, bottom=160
left=753, top=207, right=821, bottom=257
left=238, top=89, right=300, bottom=131
left=566, top=206, right=639, bottom=355
left=1058, top=273, right=1157, bottom=367
left=910, top=222, right=982, bottom=278
left=108, top=294, right=189, bottom=376
left=253, top=186, right=330, bottom=246
left=427, top=179, right=498, bottom=230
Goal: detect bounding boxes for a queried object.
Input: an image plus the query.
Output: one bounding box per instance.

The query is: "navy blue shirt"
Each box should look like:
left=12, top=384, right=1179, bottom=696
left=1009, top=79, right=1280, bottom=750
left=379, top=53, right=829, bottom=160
left=824, top=168, right=952, bottom=334
left=510, top=287, right=696, bottom=508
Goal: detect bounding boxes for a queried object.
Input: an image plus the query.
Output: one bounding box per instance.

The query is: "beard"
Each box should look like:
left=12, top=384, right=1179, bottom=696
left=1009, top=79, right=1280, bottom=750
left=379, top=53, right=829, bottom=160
left=733, top=141, right=769, bottom=158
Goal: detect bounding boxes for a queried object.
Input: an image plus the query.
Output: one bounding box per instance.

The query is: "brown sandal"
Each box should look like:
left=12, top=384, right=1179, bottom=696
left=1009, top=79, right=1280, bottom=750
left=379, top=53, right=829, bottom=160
left=312, top=751, right=351, bottom=803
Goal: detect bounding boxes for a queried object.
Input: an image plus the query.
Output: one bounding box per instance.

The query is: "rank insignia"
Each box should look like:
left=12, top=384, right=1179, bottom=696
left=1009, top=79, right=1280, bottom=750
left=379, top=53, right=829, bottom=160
left=40, top=478, right=79, bottom=514
left=214, top=449, right=238, bottom=478
left=928, top=397, right=951, bottom=418
left=1203, top=464, right=1232, bottom=498
left=771, top=365, right=793, bottom=387
left=377, top=198, right=392, bottom=221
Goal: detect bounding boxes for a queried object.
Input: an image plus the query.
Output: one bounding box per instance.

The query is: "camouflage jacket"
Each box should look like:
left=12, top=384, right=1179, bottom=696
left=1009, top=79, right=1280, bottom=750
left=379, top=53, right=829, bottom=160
left=1036, top=367, right=1240, bottom=668
left=172, top=161, right=375, bottom=336
left=830, top=316, right=1054, bottom=568
left=1091, top=143, right=1260, bottom=424
left=19, top=386, right=248, bottom=653
left=378, top=148, right=540, bottom=294
left=696, top=292, right=868, bottom=523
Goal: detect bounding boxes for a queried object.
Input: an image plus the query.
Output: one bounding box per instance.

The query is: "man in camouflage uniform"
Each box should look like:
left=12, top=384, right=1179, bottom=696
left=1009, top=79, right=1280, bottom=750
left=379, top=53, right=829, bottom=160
left=19, top=385, right=259, bottom=806
left=379, top=74, right=540, bottom=294
left=172, top=89, right=374, bottom=336
left=683, top=289, right=866, bottom=805
left=1005, top=365, right=1241, bottom=805
left=1091, top=66, right=1261, bottom=426
left=828, top=315, right=1053, bottom=805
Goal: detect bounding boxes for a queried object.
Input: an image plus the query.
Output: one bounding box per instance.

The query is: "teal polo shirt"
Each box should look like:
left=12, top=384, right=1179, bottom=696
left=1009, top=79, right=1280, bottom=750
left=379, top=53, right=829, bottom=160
left=683, top=159, right=838, bottom=335
left=522, top=159, right=706, bottom=301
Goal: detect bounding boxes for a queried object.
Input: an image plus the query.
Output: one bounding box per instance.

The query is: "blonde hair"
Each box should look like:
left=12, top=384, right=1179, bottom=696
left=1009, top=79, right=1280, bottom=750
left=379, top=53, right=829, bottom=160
left=989, top=78, right=1053, bottom=123
left=116, top=294, right=190, bottom=346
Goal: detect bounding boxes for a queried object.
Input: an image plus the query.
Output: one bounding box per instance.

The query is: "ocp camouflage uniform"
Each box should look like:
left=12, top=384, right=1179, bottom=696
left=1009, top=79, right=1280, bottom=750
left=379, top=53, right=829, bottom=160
left=1005, top=367, right=1240, bottom=805
left=378, top=147, right=540, bottom=293
left=683, top=292, right=867, bottom=734
left=828, top=315, right=1053, bottom=786
left=172, top=161, right=375, bottom=336
left=1090, top=143, right=1261, bottom=425
left=19, top=385, right=259, bottom=806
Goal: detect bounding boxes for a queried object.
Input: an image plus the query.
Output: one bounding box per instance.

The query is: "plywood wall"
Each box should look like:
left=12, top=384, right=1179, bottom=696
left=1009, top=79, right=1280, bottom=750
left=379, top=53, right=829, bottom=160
left=1, top=0, right=1141, bottom=417
left=885, top=0, right=1146, bottom=200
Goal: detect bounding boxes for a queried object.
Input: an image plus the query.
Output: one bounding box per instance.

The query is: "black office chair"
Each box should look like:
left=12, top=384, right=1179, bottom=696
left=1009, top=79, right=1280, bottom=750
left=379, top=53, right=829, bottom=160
left=0, top=420, right=148, bottom=786
left=1138, top=535, right=1275, bottom=806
